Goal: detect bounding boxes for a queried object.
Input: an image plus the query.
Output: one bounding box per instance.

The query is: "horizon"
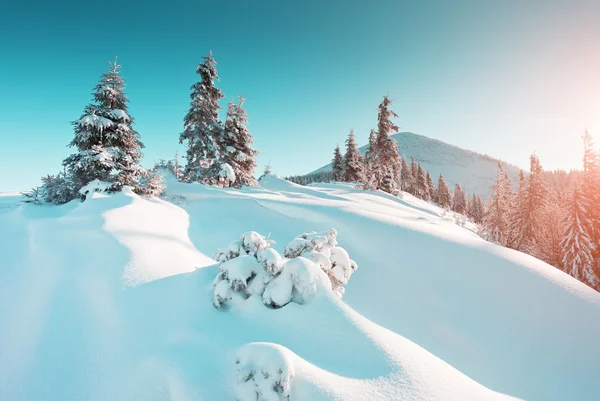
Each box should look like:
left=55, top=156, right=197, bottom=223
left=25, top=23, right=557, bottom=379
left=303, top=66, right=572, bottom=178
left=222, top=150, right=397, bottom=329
left=2, top=0, right=600, bottom=190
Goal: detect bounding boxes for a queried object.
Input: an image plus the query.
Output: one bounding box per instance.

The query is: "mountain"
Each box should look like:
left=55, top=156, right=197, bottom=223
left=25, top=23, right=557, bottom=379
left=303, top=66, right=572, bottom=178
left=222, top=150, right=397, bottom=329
left=312, top=132, right=524, bottom=198
left=1, top=174, right=599, bottom=400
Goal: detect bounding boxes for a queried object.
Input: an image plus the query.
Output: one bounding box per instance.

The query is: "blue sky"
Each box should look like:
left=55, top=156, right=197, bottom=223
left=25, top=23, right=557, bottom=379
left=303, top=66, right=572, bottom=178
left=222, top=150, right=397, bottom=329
left=1, top=0, right=600, bottom=190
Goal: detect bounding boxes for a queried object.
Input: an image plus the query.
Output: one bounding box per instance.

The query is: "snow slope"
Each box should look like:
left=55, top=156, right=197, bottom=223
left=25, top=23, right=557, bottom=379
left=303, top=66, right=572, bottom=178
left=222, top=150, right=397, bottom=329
left=1, top=175, right=599, bottom=400
left=311, top=132, right=523, bottom=198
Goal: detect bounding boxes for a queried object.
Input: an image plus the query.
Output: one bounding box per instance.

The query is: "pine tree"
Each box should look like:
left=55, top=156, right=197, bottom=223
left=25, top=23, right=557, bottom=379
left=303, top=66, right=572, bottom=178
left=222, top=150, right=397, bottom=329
left=331, top=145, right=344, bottom=181
left=400, top=157, right=411, bottom=192
left=468, top=193, right=484, bottom=224
left=511, top=154, right=549, bottom=256
left=581, top=130, right=600, bottom=275
left=63, top=58, right=145, bottom=192
left=506, top=169, right=526, bottom=248
left=540, top=194, right=565, bottom=268
left=220, top=95, right=259, bottom=187
left=482, top=163, right=510, bottom=245
left=561, top=185, right=599, bottom=290
left=435, top=174, right=452, bottom=208
left=425, top=170, right=435, bottom=201
left=410, top=158, right=418, bottom=195
left=451, top=183, right=467, bottom=214
left=180, top=51, right=225, bottom=183
left=416, top=163, right=428, bottom=200
left=369, top=96, right=401, bottom=194
left=363, top=129, right=377, bottom=187
left=343, top=129, right=364, bottom=182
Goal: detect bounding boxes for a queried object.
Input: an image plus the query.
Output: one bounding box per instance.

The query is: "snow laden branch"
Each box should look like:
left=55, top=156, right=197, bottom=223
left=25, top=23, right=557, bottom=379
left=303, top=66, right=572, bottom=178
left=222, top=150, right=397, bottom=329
left=212, top=229, right=358, bottom=309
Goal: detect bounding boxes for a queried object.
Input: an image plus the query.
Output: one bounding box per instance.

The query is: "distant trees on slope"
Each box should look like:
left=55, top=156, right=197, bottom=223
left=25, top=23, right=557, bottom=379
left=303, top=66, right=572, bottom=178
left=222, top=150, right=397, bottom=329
left=480, top=132, right=600, bottom=291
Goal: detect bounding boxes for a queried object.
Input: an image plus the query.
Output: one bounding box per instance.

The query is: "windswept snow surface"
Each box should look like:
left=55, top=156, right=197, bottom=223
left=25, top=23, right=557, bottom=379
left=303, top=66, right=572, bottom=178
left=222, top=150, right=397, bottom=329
left=1, top=174, right=599, bottom=400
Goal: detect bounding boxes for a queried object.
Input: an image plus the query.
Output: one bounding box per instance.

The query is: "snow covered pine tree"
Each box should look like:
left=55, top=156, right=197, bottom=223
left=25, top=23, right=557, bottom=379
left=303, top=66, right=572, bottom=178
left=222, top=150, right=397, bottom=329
left=343, top=129, right=364, bottom=182
left=180, top=51, right=225, bottom=184
left=220, top=95, right=259, bottom=187
left=331, top=145, right=344, bottom=181
left=28, top=58, right=162, bottom=204
left=369, top=96, right=401, bottom=194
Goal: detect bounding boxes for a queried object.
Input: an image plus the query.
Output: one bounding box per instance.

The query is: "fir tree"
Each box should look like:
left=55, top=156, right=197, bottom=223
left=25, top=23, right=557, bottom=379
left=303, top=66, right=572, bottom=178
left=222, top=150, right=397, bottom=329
left=451, top=183, right=467, bottom=214
left=410, top=158, right=418, bottom=195
left=581, top=130, right=600, bottom=274
left=363, top=129, right=377, bottom=187
left=63, top=58, right=144, bottom=191
left=343, top=129, right=364, bottom=182
left=561, top=185, right=599, bottom=290
left=416, top=163, right=428, bottom=200
left=482, top=163, right=510, bottom=245
left=468, top=193, right=484, bottom=224
left=435, top=174, right=451, bottom=208
left=180, top=51, right=225, bottom=183
left=425, top=170, right=435, bottom=201
left=400, top=157, right=411, bottom=192
left=369, top=96, right=401, bottom=194
left=511, top=154, right=549, bottom=255
left=331, top=145, right=344, bottom=181
left=220, top=95, right=259, bottom=187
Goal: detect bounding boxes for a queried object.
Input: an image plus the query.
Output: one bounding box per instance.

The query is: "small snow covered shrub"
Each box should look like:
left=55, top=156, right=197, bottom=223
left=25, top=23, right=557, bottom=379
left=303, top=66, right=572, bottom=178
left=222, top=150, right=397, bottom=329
left=212, top=229, right=358, bottom=309
left=284, top=229, right=358, bottom=296
left=235, top=343, right=295, bottom=401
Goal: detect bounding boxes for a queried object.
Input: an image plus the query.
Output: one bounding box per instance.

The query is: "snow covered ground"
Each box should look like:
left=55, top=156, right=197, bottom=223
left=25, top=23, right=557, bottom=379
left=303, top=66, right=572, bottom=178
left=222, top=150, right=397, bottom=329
left=312, top=132, right=524, bottom=197
left=1, top=174, right=599, bottom=400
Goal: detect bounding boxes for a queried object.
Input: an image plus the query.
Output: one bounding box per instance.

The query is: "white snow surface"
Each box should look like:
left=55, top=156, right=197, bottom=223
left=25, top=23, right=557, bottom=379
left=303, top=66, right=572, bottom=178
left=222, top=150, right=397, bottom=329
left=312, top=131, right=524, bottom=198
left=1, top=172, right=599, bottom=400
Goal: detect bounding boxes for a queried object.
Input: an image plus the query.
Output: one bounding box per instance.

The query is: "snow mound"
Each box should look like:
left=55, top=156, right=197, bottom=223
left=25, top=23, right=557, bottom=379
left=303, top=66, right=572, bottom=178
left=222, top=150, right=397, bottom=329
left=236, top=343, right=295, bottom=401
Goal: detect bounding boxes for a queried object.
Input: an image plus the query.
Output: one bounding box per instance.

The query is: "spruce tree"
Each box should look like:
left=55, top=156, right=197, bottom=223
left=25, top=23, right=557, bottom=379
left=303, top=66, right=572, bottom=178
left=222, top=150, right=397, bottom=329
left=581, top=130, right=600, bottom=274
left=511, top=154, right=549, bottom=255
left=561, top=185, right=599, bottom=290
left=435, top=174, right=452, bottom=208
left=416, top=163, right=428, bottom=200
left=451, top=183, right=467, bottom=214
left=343, top=129, right=364, bottom=182
left=425, top=170, right=435, bottom=201
left=410, top=158, right=418, bottom=195
left=220, top=95, right=259, bottom=187
left=370, top=96, right=401, bottom=194
left=180, top=51, right=225, bottom=183
left=400, top=157, right=411, bottom=192
left=363, top=129, right=377, bottom=188
left=63, top=58, right=145, bottom=192
left=331, top=145, right=344, bottom=181
left=482, top=163, right=510, bottom=245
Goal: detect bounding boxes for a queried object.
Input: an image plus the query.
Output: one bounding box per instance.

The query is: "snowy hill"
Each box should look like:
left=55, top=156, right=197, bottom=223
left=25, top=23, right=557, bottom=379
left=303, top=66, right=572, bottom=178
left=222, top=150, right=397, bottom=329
left=1, top=175, right=599, bottom=400
left=312, top=132, right=523, bottom=197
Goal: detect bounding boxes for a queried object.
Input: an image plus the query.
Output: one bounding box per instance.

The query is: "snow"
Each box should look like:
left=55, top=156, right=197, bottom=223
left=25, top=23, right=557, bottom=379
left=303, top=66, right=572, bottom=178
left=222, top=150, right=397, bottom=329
left=76, top=113, right=114, bottom=131
left=109, top=109, right=131, bottom=122
left=1, top=173, right=599, bottom=400
left=220, top=162, right=236, bottom=182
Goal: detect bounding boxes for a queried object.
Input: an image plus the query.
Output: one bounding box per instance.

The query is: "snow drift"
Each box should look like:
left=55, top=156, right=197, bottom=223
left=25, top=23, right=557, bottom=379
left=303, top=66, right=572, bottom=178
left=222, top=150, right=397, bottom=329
left=0, top=173, right=599, bottom=400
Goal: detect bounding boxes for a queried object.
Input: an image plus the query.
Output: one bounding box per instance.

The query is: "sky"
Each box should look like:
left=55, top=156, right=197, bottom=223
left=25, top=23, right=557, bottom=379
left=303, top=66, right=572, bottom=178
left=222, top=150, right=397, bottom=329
left=1, top=0, right=600, bottom=190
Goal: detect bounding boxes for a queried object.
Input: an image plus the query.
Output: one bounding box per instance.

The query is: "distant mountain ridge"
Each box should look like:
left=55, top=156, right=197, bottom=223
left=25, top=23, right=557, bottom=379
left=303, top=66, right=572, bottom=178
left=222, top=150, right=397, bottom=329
left=311, top=132, right=524, bottom=198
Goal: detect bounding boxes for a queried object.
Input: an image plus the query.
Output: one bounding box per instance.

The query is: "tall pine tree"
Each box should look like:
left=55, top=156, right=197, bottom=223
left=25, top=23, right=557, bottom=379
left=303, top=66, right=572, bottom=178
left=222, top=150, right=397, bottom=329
left=369, top=96, right=401, bottom=194
left=435, top=174, right=452, bottom=208
left=343, top=129, right=364, bottom=182
left=331, top=145, right=344, bottom=181
left=220, top=95, right=259, bottom=187
left=482, top=163, right=510, bottom=245
left=180, top=51, right=225, bottom=183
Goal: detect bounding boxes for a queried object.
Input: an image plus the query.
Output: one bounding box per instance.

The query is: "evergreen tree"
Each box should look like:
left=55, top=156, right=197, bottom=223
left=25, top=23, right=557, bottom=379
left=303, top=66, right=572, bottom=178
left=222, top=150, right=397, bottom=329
left=468, top=193, right=484, bottom=224
left=507, top=170, right=526, bottom=248
left=400, top=157, right=411, bottom=192
left=263, top=162, right=273, bottom=176
left=540, top=194, right=565, bottom=268
left=511, top=154, right=549, bottom=255
left=425, top=170, right=435, bottom=201
left=482, top=163, right=510, bottom=245
left=343, top=129, right=364, bottom=182
left=561, top=185, right=599, bottom=290
left=369, top=96, right=401, bottom=194
left=180, top=51, right=225, bottom=183
left=581, top=130, right=600, bottom=274
left=451, top=183, right=467, bottom=214
left=435, top=174, right=452, bottom=208
left=416, top=163, right=428, bottom=200
left=363, top=129, right=377, bottom=187
left=331, top=145, right=344, bottom=181
left=220, top=95, right=259, bottom=187
left=410, top=158, right=418, bottom=195
left=63, top=58, right=144, bottom=191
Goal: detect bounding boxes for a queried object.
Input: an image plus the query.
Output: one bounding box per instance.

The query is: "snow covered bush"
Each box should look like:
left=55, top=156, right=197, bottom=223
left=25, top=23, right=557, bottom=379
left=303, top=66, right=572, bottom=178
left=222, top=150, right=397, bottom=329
left=212, top=229, right=358, bottom=309
left=235, top=343, right=295, bottom=401
left=283, top=229, right=358, bottom=297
